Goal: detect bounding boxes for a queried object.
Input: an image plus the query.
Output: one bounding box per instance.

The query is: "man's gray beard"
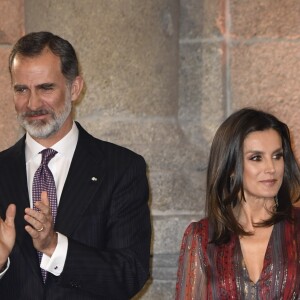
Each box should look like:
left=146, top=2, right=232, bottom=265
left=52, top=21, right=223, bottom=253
left=17, top=100, right=72, bottom=139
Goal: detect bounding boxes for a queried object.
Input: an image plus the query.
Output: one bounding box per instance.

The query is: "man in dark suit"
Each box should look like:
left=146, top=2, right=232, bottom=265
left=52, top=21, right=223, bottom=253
left=0, top=31, right=151, bottom=299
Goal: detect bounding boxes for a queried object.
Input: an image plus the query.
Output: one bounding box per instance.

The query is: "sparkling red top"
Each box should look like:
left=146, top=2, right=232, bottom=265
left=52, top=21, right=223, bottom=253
left=176, top=207, right=300, bottom=299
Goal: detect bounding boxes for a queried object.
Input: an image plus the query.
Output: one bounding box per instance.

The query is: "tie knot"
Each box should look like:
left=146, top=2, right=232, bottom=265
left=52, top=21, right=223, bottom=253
left=40, top=148, right=57, bottom=166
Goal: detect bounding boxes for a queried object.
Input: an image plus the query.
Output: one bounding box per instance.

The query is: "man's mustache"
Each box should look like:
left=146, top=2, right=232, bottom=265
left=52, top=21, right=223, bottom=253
left=22, top=109, right=51, bottom=117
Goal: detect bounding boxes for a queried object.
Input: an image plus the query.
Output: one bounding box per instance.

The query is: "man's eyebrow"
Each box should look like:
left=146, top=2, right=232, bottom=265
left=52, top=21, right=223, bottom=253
left=13, top=84, right=27, bottom=90
left=13, top=83, right=56, bottom=90
left=36, top=83, right=55, bottom=89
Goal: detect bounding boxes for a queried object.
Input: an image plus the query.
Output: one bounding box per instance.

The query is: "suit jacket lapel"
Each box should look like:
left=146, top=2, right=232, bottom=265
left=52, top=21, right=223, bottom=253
left=5, top=137, right=30, bottom=232
left=3, top=137, right=42, bottom=280
left=55, top=124, right=104, bottom=236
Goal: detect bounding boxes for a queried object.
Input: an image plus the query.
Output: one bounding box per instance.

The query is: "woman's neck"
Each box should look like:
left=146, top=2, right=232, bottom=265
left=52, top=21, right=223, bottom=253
left=233, top=197, right=275, bottom=232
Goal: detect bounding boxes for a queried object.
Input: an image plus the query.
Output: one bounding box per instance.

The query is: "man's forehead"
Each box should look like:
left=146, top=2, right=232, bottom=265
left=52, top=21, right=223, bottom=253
left=13, top=48, right=59, bottom=66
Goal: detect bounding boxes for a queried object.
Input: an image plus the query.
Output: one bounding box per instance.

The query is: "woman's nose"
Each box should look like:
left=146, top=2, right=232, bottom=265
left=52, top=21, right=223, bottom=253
left=264, top=160, right=275, bottom=173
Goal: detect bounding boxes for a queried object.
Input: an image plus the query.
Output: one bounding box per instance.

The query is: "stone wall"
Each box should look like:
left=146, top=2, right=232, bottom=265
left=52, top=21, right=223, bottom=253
left=1, top=0, right=300, bottom=299
left=0, top=0, right=24, bottom=150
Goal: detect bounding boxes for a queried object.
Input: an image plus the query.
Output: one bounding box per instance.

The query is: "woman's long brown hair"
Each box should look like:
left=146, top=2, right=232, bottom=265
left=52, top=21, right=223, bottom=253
left=206, top=108, right=300, bottom=245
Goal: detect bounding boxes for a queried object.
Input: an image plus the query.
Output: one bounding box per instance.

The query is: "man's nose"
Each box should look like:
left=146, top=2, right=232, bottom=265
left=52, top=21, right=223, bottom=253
left=27, top=90, right=42, bottom=110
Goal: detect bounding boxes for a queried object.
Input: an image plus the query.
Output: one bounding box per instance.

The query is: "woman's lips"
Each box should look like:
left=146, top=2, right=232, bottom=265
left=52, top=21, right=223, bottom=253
left=260, top=179, right=277, bottom=186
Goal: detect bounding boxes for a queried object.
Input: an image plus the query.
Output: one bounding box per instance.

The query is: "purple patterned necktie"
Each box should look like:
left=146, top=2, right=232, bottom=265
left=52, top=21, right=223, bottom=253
left=32, top=148, right=58, bottom=282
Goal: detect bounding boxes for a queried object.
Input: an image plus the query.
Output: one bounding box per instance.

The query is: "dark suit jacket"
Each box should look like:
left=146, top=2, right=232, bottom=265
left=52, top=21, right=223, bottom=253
left=0, top=123, right=151, bottom=300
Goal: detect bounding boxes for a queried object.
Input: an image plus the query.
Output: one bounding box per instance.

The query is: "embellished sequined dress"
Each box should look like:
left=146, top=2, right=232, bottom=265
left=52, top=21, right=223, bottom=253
left=176, top=207, right=300, bottom=299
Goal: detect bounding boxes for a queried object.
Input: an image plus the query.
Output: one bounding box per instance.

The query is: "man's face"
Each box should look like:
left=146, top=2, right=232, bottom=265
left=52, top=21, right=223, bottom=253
left=11, top=48, right=74, bottom=140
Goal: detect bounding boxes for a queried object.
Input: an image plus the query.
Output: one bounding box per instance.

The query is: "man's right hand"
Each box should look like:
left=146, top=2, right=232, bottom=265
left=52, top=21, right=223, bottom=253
left=0, top=204, right=16, bottom=270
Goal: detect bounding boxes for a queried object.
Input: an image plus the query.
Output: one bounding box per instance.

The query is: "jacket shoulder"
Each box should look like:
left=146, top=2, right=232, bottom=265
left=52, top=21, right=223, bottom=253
left=0, top=137, right=24, bottom=161
left=77, top=122, right=146, bottom=166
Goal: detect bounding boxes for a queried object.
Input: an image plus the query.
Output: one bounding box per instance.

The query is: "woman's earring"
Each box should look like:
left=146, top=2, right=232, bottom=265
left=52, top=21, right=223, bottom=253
left=274, top=195, right=279, bottom=208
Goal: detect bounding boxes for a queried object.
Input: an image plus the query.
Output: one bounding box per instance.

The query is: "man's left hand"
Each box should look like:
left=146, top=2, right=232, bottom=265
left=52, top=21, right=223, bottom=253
left=24, top=191, right=58, bottom=257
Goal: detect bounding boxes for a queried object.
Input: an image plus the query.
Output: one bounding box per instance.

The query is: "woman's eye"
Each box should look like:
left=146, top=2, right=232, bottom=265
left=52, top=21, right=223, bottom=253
left=273, top=153, right=283, bottom=160
left=250, top=155, right=261, bottom=161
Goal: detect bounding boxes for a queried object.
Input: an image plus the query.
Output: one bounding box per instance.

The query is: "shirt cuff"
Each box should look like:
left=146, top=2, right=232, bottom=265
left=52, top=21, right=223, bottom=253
left=41, top=232, right=68, bottom=276
left=0, top=258, right=10, bottom=279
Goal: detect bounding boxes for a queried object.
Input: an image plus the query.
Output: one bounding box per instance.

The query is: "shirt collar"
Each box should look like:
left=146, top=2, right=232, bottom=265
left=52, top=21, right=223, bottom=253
left=25, top=122, right=79, bottom=162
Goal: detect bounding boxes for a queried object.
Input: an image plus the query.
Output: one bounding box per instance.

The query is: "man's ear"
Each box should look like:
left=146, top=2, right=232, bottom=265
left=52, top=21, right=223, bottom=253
left=70, top=76, right=84, bottom=101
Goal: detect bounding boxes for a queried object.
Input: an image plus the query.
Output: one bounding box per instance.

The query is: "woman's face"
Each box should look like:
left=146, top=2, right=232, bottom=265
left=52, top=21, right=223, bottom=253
left=242, top=129, right=284, bottom=202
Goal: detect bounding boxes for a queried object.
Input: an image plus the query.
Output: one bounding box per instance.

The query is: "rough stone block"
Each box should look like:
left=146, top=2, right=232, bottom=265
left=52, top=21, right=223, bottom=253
left=133, top=280, right=176, bottom=300
left=0, top=48, right=20, bottom=150
left=149, top=170, right=206, bottom=212
left=152, top=215, right=203, bottom=255
left=179, top=41, right=225, bottom=146
left=231, top=0, right=300, bottom=38
left=180, top=0, right=223, bottom=39
left=0, top=0, right=24, bottom=44
left=134, top=142, right=208, bottom=174
left=77, top=118, right=184, bottom=147
left=25, top=0, right=179, bottom=118
left=152, top=253, right=179, bottom=280
left=231, top=42, right=300, bottom=159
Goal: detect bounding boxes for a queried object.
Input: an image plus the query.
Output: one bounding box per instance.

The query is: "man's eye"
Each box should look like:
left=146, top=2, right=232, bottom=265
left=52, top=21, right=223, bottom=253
left=40, top=84, right=54, bottom=90
left=15, top=87, right=27, bottom=93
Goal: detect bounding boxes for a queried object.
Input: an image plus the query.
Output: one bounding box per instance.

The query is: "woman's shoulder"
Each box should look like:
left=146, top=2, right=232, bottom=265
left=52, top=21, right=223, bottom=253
left=179, top=218, right=211, bottom=260
left=292, top=205, right=300, bottom=213
left=291, top=205, right=300, bottom=219
left=183, top=218, right=210, bottom=240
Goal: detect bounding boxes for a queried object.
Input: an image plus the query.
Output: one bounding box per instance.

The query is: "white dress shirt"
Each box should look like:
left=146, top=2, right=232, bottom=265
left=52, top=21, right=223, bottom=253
left=0, top=122, right=78, bottom=277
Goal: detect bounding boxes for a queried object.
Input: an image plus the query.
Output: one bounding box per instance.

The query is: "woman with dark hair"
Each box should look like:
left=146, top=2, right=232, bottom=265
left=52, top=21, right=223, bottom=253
left=176, top=108, right=300, bottom=299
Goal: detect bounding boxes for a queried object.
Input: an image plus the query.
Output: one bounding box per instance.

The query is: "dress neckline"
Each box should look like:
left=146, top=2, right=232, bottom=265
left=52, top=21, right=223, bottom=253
left=236, top=223, right=275, bottom=285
